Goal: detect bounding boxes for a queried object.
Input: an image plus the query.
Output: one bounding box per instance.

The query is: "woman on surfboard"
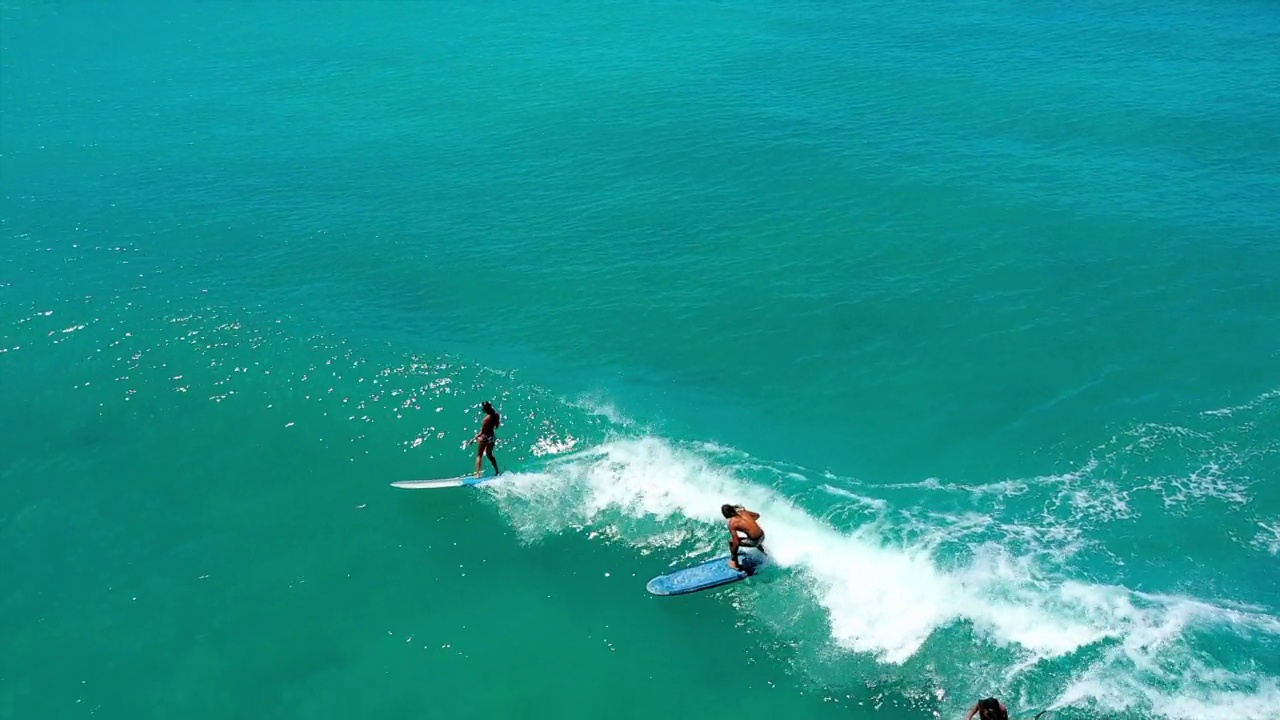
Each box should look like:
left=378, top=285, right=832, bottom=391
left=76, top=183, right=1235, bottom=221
left=470, top=401, right=501, bottom=477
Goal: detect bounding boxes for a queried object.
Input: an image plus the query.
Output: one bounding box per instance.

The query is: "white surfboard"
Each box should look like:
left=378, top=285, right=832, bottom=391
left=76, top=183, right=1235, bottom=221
left=390, top=474, right=502, bottom=490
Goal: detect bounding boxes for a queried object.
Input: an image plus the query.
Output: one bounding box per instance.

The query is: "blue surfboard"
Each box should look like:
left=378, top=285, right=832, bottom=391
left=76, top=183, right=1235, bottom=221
left=646, top=551, right=766, bottom=596
left=390, top=474, right=502, bottom=490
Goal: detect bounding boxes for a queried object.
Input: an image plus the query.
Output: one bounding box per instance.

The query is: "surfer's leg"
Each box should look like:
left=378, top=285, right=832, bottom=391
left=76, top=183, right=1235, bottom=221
left=475, top=440, right=487, bottom=477
left=728, top=534, right=741, bottom=569
left=486, top=445, right=500, bottom=475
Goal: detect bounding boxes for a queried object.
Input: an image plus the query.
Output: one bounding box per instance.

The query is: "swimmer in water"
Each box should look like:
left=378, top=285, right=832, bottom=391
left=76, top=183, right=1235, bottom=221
left=964, top=698, right=1009, bottom=720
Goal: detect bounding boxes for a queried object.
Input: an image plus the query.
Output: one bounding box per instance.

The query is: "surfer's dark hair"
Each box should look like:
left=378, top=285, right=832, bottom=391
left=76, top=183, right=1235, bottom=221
left=978, top=699, right=1007, bottom=720
left=721, top=504, right=737, bottom=518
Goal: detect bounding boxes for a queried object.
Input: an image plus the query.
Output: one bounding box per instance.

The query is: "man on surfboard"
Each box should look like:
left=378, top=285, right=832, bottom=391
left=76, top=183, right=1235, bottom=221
left=721, top=504, right=766, bottom=571
left=469, top=401, right=501, bottom=477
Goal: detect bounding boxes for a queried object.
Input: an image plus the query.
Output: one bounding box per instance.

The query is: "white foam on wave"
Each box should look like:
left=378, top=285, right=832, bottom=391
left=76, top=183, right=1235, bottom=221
left=485, top=436, right=1280, bottom=719
left=1058, top=657, right=1280, bottom=720
left=1201, top=387, right=1280, bottom=418
left=567, top=391, right=637, bottom=429
left=889, top=415, right=1270, bottom=538
left=882, top=474, right=1057, bottom=498
left=817, top=483, right=889, bottom=514
left=933, top=423, right=1266, bottom=545
left=1254, top=521, right=1280, bottom=556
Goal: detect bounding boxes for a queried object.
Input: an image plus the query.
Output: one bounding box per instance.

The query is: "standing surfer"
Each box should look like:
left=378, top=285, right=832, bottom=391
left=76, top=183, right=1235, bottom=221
left=470, top=401, right=501, bottom=477
left=721, top=504, right=766, bottom=570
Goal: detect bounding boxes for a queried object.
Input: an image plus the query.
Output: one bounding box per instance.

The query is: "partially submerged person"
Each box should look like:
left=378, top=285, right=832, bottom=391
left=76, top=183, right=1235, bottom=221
left=470, top=401, right=501, bottom=477
left=721, top=503, right=766, bottom=570
left=964, top=698, right=1009, bottom=720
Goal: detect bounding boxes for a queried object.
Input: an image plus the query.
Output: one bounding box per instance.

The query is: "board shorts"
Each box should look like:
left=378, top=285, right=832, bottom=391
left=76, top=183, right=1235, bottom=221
left=736, top=532, right=764, bottom=548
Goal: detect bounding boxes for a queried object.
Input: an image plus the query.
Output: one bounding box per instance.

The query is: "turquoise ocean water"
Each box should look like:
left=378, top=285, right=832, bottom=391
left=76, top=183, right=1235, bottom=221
left=3, top=1, right=1279, bottom=718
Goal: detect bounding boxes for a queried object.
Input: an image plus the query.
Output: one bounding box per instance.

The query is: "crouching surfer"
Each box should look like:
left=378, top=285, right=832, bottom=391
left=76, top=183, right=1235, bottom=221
left=721, top=504, right=766, bottom=571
